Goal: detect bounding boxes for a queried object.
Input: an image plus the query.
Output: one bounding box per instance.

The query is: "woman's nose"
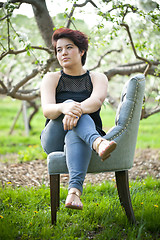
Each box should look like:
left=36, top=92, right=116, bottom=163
left=62, top=48, right=67, bottom=55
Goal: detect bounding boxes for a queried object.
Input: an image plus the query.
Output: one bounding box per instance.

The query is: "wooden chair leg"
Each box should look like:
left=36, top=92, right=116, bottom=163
left=115, top=170, right=136, bottom=224
left=50, top=174, right=60, bottom=225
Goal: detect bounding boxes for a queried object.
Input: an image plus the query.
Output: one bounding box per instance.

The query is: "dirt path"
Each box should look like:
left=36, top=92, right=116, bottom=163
left=0, top=149, right=159, bottom=187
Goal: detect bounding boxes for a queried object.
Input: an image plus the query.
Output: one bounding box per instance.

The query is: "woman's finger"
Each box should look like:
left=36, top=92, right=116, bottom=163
left=68, top=117, right=74, bottom=130
left=63, top=114, right=80, bottom=130
left=62, top=116, right=68, bottom=130
left=67, top=111, right=81, bottom=118
left=73, top=117, right=79, bottom=127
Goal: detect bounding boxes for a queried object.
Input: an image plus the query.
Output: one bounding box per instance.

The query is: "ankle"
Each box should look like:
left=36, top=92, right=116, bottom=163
left=68, top=188, right=82, bottom=197
left=92, top=137, right=103, bottom=152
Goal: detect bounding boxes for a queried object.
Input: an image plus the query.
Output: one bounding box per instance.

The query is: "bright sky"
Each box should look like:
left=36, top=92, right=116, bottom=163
left=7, top=0, right=160, bottom=28
left=14, top=1, right=72, bottom=18
left=13, top=0, right=100, bottom=28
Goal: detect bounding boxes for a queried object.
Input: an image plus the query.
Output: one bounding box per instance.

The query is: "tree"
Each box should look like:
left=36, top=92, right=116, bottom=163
left=0, top=0, right=160, bottom=125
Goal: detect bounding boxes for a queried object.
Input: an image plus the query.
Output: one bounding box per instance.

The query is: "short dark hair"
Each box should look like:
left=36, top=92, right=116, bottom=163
left=52, top=28, right=88, bottom=66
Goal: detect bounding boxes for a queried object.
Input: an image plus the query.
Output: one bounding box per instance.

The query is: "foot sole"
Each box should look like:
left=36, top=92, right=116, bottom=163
left=65, top=203, right=83, bottom=210
left=100, top=141, right=117, bottom=161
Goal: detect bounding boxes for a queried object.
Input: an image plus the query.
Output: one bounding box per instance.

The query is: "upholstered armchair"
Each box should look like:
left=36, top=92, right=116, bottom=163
left=47, top=74, right=145, bottom=224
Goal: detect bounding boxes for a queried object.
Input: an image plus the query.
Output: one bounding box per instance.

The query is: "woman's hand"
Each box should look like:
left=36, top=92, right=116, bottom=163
left=61, top=101, right=82, bottom=118
left=62, top=115, right=79, bottom=131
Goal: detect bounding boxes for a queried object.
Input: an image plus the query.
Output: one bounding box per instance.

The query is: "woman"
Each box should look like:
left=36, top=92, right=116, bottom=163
left=40, top=28, right=117, bottom=210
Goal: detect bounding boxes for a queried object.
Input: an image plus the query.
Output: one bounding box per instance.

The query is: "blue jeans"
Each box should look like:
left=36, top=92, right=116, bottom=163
left=41, top=113, right=101, bottom=193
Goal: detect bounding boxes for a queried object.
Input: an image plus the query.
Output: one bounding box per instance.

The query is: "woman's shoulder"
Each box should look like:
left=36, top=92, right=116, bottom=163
left=89, top=71, right=108, bottom=82
left=43, top=71, right=61, bottom=80
left=42, top=71, right=61, bottom=83
left=41, top=71, right=61, bottom=90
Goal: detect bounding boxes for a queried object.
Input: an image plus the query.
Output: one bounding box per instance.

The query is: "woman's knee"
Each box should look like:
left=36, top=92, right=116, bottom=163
left=41, top=117, right=65, bottom=153
left=64, top=99, right=74, bottom=103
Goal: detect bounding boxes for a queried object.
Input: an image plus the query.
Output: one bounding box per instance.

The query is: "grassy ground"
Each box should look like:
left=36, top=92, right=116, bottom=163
left=0, top=177, right=160, bottom=240
left=0, top=97, right=160, bottom=239
left=100, top=105, right=160, bottom=149
left=0, top=97, right=160, bottom=161
left=0, top=97, right=46, bottom=161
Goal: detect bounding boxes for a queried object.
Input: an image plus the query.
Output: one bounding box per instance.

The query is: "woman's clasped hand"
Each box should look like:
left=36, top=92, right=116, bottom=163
left=62, top=101, right=82, bottom=130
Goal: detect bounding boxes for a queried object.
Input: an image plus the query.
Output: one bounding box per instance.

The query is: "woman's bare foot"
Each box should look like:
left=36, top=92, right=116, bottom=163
left=65, top=188, right=83, bottom=210
left=93, top=137, right=117, bottom=161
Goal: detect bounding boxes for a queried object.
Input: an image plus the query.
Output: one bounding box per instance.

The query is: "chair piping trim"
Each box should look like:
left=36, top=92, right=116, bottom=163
left=109, top=78, right=144, bottom=141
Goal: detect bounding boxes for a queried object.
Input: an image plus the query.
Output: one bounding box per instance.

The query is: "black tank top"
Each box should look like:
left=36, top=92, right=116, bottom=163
left=46, top=70, right=105, bottom=136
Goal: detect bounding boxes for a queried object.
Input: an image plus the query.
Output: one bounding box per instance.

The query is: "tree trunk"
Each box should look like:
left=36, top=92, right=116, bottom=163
left=31, top=0, right=59, bottom=70
left=31, top=0, right=55, bottom=49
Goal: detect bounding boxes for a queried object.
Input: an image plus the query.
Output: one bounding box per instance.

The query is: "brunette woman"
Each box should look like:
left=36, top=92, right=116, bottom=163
left=40, top=28, right=117, bottom=210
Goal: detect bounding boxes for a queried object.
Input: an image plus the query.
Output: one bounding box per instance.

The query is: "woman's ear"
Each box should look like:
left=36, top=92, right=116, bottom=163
left=80, top=50, right=85, bottom=57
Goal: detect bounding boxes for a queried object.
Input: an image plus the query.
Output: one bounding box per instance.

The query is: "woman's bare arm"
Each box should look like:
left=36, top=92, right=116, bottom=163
left=41, top=72, right=62, bottom=119
left=62, top=72, right=108, bottom=131
left=41, top=72, right=82, bottom=120
left=80, top=72, right=108, bottom=114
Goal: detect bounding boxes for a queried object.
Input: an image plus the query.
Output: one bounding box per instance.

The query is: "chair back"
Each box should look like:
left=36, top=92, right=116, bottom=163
left=88, top=74, right=145, bottom=172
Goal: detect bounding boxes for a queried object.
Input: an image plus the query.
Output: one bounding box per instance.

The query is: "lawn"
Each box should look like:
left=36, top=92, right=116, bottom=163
left=0, top=97, right=160, bottom=239
left=0, top=97, right=160, bottom=159
left=0, top=177, right=160, bottom=240
left=100, top=105, right=160, bottom=149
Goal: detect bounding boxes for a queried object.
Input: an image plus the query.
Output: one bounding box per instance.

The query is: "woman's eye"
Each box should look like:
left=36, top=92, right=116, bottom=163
left=57, top=49, right=62, bottom=52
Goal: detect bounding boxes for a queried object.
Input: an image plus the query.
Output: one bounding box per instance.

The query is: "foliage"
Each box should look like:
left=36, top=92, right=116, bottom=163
left=0, top=177, right=159, bottom=239
left=0, top=0, right=160, bottom=122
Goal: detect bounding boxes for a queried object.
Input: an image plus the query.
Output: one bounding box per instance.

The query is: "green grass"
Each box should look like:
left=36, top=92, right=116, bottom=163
left=0, top=97, right=47, bottom=161
left=0, top=177, right=160, bottom=240
left=137, top=114, right=160, bottom=149
left=101, top=105, right=160, bottom=149
left=0, top=98, right=160, bottom=239
left=0, top=97, right=160, bottom=163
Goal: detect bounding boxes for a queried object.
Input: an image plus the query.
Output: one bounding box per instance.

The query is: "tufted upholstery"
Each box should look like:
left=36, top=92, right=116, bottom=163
left=47, top=74, right=145, bottom=174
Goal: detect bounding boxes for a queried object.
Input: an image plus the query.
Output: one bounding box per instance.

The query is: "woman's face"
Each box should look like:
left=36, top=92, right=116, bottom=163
left=56, top=38, right=83, bottom=68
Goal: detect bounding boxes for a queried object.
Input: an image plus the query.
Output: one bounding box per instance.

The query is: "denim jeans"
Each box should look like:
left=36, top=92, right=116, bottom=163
left=41, top=113, right=101, bottom=193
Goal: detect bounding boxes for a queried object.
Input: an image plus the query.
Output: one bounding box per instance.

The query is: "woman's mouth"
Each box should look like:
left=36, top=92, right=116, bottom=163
left=62, top=58, right=69, bottom=61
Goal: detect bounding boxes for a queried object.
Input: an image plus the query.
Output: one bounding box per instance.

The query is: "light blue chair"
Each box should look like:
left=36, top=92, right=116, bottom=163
left=47, top=74, right=145, bottom=224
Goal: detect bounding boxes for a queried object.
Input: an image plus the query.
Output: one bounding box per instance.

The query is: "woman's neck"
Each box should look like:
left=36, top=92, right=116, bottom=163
left=63, top=66, right=86, bottom=76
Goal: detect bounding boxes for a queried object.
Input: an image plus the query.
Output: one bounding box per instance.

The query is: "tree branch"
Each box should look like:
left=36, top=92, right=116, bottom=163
left=0, top=45, right=54, bottom=60
left=121, top=23, right=152, bottom=75
left=0, top=80, right=8, bottom=92
left=9, top=56, right=55, bottom=96
left=28, top=100, right=39, bottom=129
left=1, top=0, right=55, bottom=48
left=11, top=91, right=40, bottom=100
left=142, top=107, right=160, bottom=119
left=108, top=3, right=137, bottom=13
left=104, top=61, right=160, bottom=80
left=74, top=0, right=98, bottom=8
left=66, top=0, right=98, bottom=28
left=89, top=48, right=122, bottom=71
left=0, top=14, right=10, bottom=21
left=0, top=56, right=56, bottom=100
left=9, top=69, right=39, bottom=96
left=7, top=0, right=39, bottom=8
left=106, top=93, right=119, bottom=109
